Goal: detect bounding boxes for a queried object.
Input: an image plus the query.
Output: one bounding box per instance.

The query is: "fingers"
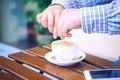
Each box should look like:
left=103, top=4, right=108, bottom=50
left=37, top=13, right=56, bottom=34
left=63, top=29, right=72, bottom=38
left=58, top=19, right=66, bottom=39
left=58, top=21, right=72, bottom=39
left=36, top=13, right=48, bottom=28
left=36, top=13, right=72, bottom=39
left=53, top=13, right=61, bottom=38
left=48, top=14, right=55, bottom=33
left=37, top=8, right=74, bottom=39
left=53, top=24, right=58, bottom=39
left=36, top=14, right=42, bottom=23
left=36, top=5, right=65, bottom=39
left=40, top=14, right=48, bottom=28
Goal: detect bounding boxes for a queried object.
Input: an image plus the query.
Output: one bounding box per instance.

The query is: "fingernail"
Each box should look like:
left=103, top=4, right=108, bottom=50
left=53, top=36, right=57, bottom=39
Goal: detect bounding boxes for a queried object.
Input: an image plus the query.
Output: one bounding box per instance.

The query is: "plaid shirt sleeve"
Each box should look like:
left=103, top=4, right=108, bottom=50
left=80, top=0, right=120, bottom=35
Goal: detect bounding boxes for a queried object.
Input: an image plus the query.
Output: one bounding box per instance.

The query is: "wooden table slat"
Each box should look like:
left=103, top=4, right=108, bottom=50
left=26, top=47, right=50, bottom=58
left=42, top=44, right=51, bottom=50
left=0, top=56, right=51, bottom=80
left=9, top=52, right=85, bottom=80
left=84, top=54, right=120, bottom=69
left=0, top=69, right=23, bottom=80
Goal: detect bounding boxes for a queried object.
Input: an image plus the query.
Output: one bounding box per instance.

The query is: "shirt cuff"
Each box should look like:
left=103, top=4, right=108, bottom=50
left=51, top=0, right=70, bottom=8
left=80, top=5, right=108, bottom=34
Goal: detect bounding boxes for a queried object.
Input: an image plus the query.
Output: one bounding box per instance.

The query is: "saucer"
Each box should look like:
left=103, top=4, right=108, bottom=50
left=44, top=51, right=86, bottom=66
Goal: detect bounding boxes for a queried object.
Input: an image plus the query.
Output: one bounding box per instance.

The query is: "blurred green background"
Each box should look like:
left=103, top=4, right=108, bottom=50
left=22, top=0, right=51, bottom=34
left=0, top=0, right=59, bottom=49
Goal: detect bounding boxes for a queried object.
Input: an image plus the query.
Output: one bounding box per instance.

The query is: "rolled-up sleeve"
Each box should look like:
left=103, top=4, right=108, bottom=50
left=80, top=0, right=120, bottom=35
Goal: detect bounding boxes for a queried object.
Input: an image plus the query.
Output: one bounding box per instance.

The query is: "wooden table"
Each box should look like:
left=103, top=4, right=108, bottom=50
left=0, top=44, right=120, bottom=80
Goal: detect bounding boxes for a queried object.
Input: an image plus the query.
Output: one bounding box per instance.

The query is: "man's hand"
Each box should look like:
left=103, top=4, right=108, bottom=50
left=58, top=9, right=81, bottom=39
left=36, top=5, right=64, bottom=38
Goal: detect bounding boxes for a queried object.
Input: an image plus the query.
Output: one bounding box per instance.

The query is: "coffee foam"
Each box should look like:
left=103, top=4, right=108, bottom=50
left=53, top=40, right=75, bottom=46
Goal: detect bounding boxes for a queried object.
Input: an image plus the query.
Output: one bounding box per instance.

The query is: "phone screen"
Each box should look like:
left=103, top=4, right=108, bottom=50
left=90, top=69, right=120, bottom=79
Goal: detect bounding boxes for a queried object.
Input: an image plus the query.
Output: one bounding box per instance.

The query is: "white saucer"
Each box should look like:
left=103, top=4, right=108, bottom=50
left=44, top=51, right=86, bottom=66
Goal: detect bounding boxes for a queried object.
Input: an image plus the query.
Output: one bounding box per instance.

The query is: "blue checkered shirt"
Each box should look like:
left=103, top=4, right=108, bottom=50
left=52, top=0, right=120, bottom=35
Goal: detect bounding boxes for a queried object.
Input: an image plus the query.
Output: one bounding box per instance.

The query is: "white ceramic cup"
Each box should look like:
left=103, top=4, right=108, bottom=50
left=51, top=40, right=79, bottom=61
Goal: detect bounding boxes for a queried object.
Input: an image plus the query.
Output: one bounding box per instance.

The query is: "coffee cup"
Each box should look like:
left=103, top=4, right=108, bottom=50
left=51, top=40, right=79, bottom=61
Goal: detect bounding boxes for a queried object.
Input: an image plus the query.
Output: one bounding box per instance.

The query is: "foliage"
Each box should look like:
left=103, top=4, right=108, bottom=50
left=22, top=0, right=52, bottom=34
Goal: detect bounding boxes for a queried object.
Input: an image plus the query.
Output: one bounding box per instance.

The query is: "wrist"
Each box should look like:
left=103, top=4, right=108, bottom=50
left=49, top=4, right=65, bottom=9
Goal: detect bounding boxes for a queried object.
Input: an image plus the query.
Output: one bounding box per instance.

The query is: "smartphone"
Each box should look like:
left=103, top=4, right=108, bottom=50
left=84, top=69, right=120, bottom=80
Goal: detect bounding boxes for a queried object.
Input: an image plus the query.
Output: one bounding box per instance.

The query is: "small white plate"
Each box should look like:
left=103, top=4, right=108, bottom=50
left=44, top=51, right=86, bottom=66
